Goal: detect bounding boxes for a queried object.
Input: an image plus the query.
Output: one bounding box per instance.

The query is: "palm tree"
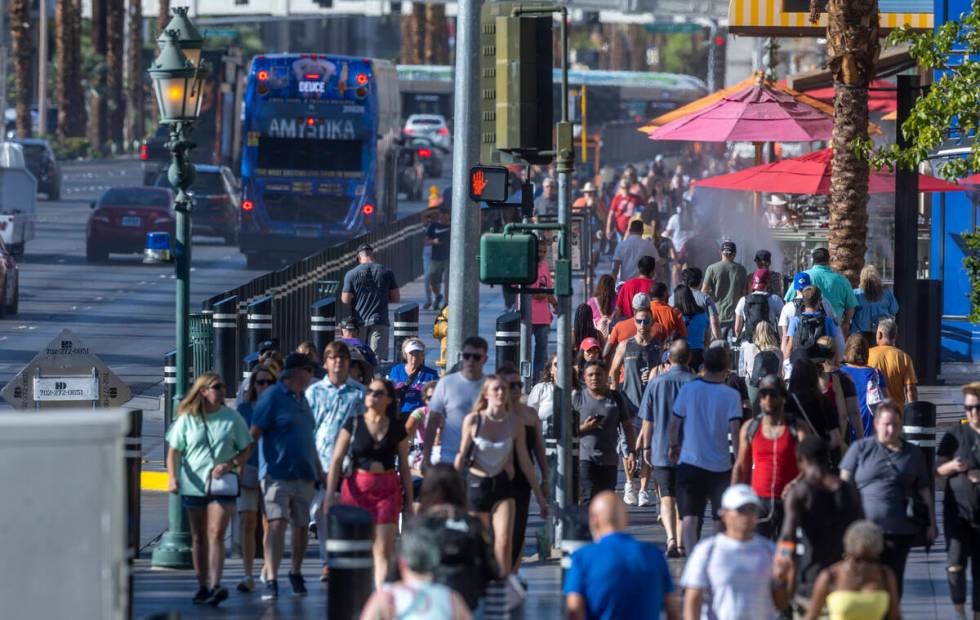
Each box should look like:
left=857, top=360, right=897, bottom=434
left=126, top=0, right=145, bottom=145
left=158, top=0, right=170, bottom=36
left=401, top=3, right=424, bottom=65
left=821, top=0, right=880, bottom=285
left=106, top=0, right=126, bottom=148
left=9, top=0, right=33, bottom=137
left=423, top=4, right=448, bottom=65
left=89, top=0, right=108, bottom=149
left=56, top=0, right=86, bottom=138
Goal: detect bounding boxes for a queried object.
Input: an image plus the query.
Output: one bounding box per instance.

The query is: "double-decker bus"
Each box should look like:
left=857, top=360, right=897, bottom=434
left=240, top=54, right=400, bottom=267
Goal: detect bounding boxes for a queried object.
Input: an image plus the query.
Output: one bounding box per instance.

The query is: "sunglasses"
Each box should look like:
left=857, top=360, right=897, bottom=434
left=254, top=379, right=274, bottom=387
left=966, top=404, right=980, bottom=413
left=326, top=355, right=350, bottom=361
left=759, top=391, right=782, bottom=399
left=510, top=381, right=523, bottom=389
left=461, top=352, right=483, bottom=361
left=367, top=389, right=388, bottom=398
left=206, top=383, right=225, bottom=391
left=635, top=318, right=652, bottom=325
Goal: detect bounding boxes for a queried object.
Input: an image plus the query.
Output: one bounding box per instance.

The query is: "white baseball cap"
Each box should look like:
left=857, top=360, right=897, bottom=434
left=721, top=484, right=763, bottom=511
left=403, top=339, right=425, bottom=354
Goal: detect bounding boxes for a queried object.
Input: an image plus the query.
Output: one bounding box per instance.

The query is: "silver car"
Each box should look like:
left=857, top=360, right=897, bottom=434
left=403, top=114, right=451, bottom=150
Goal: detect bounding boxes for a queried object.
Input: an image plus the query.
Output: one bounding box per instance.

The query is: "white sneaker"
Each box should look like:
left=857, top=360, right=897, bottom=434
left=505, top=574, right=527, bottom=610
left=637, top=490, right=652, bottom=507
left=623, top=480, right=638, bottom=506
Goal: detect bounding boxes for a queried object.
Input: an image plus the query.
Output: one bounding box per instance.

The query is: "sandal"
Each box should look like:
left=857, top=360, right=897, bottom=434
left=666, top=538, right=680, bottom=559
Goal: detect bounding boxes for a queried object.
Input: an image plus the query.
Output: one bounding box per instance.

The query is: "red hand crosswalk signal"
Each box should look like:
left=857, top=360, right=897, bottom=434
left=469, top=165, right=509, bottom=203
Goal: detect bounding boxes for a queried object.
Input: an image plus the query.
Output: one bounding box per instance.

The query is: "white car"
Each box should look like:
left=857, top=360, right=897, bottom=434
left=403, top=114, right=451, bottom=150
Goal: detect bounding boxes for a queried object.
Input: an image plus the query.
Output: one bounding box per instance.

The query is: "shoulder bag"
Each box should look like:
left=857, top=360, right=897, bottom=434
left=203, top=416, right=240, bottom=498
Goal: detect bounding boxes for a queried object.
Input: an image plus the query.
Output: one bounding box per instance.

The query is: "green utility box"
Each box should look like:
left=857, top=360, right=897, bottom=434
left=480, top=232, right=538, bottom=285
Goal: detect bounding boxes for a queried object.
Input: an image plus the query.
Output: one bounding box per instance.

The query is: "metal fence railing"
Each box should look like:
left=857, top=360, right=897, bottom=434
left=201, top=213, right=427, bottom=390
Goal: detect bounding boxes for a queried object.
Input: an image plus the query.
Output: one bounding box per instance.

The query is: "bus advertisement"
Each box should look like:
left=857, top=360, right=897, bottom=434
left=240, top=54, right=400, bottom=267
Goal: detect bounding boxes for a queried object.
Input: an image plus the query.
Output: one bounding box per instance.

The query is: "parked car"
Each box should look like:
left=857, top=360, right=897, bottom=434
left=86, top=187, right=175, bottom=263
left=0, top=236, right=19, bottom=318
left=11, top=138, right=60, bottom=200
left=154, top=164, right=240, bottom=245
left=140, top=126, right=170, bottom=186
left=403, top=114, right=451, bottom=150
left=0, top=142, right=38, bottom=258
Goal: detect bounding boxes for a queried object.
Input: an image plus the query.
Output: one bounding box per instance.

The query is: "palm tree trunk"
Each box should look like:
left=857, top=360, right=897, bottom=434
left=9, top=0, right=33, bottom=137
left=56, top=0, right=85, bottom=138
left=423, top=4, right=448, bottom=65
left=126, top=0, right=144, bottom=145
left=403, top=3, right=425, bottom=65
left=825, top=0, right=880, bottom=285
left=89, top=0, right=108, bottom=150
left=158, top=0, right=170, bottom=34
left=106, top=0, right=126, bottom=149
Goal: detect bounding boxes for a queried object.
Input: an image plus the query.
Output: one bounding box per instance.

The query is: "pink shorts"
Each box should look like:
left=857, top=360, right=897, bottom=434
left=341, top=470, right=402, bottom=524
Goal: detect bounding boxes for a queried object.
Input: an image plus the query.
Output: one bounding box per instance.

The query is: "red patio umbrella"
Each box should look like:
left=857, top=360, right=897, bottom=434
left=646, top=82, right=834, bottom=143
left=961, top=173, right=980, bottom=185
left=694, top=148, right=966, bottom=194
left=804, top=79, right=897, bottom=114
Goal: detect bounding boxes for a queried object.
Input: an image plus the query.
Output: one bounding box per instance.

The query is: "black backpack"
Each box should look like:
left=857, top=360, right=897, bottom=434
left=795, top=312, right=827, bottom=350
left=749, top=350, right=782, bottom=387
left=740, top=294, right=773, bottom=343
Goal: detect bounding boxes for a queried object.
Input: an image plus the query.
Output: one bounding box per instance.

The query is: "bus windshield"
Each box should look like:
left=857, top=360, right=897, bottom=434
left=255, top=137, right=363, bottom=175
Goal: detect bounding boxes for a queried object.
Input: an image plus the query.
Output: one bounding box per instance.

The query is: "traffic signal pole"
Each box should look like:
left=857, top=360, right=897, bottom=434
left=446, top=0, right=482, bottom=368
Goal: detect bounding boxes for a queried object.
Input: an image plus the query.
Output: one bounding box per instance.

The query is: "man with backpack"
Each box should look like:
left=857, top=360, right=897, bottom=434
left=733, top=269, right=784, bottom=344
left=731, top=375, right=808, bottom=540
left=777, top=272, right=837, bottom=341
left=781, top=286, right=844, bottom=366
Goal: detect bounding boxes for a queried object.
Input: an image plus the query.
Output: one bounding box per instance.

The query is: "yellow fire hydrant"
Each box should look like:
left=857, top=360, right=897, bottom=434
left=432, top=305, right=449, bottom=369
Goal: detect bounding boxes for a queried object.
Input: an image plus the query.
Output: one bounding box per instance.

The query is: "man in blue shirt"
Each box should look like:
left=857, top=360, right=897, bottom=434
left=782, top=285, right=845, bottom=363
left=636, top=338, right=695, bottom=558
left=564, top=491, right=679, bottom=620
left=249, top=352, right=319, bottom=600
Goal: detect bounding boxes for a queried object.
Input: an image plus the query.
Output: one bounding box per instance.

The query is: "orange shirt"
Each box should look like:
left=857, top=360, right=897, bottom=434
left=868, top=344, right=917, bottom=407
left=650, top=299, right=688, bottom=338
left=605, top=319, right=667, bottom=357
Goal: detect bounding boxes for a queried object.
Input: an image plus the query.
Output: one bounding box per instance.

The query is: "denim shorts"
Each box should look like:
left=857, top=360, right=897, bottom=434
left=182, top=494, right=236, bottom=509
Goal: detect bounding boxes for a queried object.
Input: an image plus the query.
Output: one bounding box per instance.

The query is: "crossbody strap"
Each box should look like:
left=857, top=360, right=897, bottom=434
left=789, top=394, right=819, bottom=438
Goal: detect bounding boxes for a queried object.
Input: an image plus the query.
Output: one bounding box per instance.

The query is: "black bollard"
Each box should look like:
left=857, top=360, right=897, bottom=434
left=125, top=408, right=142, bottom=620
left=391, top=303, right=420, bottom=364
left=246, top=295, right=273, bottom=360
left=495, top=311, right=521, bottom=371
left=904, top=400, right=936, bottom=547
left=311, top=297, right=337, bottom=358
left=327, top=505, right=374, bottom=619
left=213, top=296, right=238, bottom=394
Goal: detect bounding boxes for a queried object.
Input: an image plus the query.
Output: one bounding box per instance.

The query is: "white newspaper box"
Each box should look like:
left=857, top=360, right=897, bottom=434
left=0, top=410, right=127, bottom=620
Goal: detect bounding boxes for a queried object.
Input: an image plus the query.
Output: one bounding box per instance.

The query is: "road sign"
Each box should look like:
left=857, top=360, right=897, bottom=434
left=469, top=166, right=510, bottom=203
left=728, top=0, right=932, bottom=36
left=1, top=329, right=131, bottom=409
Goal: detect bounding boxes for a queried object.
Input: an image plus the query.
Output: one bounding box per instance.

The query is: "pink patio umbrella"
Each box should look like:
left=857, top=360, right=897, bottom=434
left=646, top=82, right=835, bottom=143
left=694, top=148, right=966, bottom=194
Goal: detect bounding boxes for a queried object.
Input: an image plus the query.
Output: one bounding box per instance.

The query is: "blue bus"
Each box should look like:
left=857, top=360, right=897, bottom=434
left=240, top=54, right=400, bottom=267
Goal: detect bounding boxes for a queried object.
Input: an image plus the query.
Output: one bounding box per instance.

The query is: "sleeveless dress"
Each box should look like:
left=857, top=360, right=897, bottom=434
left=825, top=590, right=890, bottom=620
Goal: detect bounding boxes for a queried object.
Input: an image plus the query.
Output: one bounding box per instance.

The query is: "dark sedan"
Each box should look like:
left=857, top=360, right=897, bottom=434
left=155, top=164, right=240, bottom=245
left=11, top=138, right=61, bottom=200
left=86, top=187, right=175, bottom=262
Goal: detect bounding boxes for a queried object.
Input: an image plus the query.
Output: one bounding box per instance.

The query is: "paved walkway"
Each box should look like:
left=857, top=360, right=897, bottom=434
left=134, top=261, right=973, bottom=618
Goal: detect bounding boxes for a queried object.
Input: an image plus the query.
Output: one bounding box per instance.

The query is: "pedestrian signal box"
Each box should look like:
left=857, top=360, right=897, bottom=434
left=479, top=232, right=538, bottom=285
left=469, top=165, right=509, bottom=203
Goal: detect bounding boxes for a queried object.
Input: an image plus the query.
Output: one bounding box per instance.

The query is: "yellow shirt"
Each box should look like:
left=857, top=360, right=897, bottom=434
left=868, top=345, right=917, bottom=407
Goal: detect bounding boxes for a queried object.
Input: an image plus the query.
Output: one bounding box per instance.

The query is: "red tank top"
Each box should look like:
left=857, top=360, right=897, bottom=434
left=750, top=424, right=799, bottom=498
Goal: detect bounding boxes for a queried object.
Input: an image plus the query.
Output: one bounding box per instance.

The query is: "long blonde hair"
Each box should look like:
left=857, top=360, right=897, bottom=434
left=859, top=265, right=884, bottom=303
left=753, top=321, right=779, bottom=351
left=177, top=371, right=222, bottom=418
left=471, top=374, right=512, bottom=417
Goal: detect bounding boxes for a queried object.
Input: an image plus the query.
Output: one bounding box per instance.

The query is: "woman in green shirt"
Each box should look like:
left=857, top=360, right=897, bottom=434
left=166, top=371, right=253, bottom=606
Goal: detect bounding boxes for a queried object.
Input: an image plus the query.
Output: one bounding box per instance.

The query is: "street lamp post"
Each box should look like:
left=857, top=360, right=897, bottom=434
left=148, top=8, right=206, bottom=569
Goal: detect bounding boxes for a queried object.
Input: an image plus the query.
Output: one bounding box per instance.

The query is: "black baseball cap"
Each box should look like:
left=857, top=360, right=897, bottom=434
left=283, top=352, right=315, bottom=372
left=754, top=249, right=772, bottom=264
left=338, top=317, right=358, bottom=331
left=258, top=340, right=277, bottom=355
left=357, top=243, right=374, bottom=254
left=721, top=240, right=737, bottom=255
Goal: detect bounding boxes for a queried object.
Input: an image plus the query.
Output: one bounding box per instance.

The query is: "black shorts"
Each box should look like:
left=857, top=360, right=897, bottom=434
left=579, top=461, right=618, bottom=505
left=676, top=463, right=730, bottom=519
left=467, top=471, right=514, bottom=513
left=651, top=466, right=677, bottom=498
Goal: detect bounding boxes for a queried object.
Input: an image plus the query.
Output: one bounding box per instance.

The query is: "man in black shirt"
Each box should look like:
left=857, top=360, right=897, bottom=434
left=341, top=244, right=400, bottom=361
left=424, top=208, right=451, bottom=310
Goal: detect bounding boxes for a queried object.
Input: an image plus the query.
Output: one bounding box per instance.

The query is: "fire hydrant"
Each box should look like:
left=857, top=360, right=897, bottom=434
left=432, top=305, right=449, bottom=369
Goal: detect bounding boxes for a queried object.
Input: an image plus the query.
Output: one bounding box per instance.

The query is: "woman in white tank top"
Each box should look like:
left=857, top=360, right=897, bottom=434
left=454, top=375, right=548, bottom=580
left=358, top=525, right=472, bottom=620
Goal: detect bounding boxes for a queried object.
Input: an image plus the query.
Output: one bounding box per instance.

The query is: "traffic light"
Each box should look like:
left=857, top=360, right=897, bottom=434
left=479, top=2, right=554, bottom=164
left=469, top=166, right=509, bottom=203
